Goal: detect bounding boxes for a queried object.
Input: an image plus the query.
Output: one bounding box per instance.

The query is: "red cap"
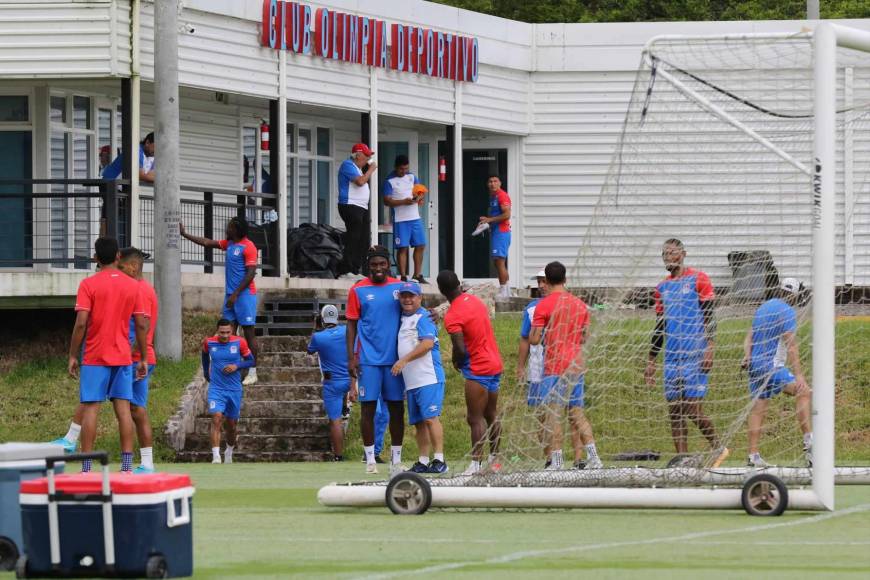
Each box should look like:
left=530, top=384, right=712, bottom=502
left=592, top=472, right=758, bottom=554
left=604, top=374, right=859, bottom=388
left=99, top=145, right=111, bottom=154
left=351, top=143, right=374, bottom=156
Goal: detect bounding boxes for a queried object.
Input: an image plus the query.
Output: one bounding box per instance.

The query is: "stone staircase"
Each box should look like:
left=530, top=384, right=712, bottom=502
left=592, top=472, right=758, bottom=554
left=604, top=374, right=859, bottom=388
left=175, top=335, right=333, bottom=462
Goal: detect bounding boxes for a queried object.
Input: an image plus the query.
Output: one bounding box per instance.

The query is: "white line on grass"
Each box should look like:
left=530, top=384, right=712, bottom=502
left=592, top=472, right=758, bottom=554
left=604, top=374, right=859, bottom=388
left=356, top=503, right=870, bottom=580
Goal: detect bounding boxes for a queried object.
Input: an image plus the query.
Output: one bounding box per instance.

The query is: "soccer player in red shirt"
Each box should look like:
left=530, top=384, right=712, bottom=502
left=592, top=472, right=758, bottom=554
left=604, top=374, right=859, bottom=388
left=68, top=238, right=148, bottom=473
left=478, top=175, right=512, bottom=298
left=181, top=217, right=260, bottom=385
left=438, top=270, right=503, bottom=475
left=530, top=261, right=602, bottom=470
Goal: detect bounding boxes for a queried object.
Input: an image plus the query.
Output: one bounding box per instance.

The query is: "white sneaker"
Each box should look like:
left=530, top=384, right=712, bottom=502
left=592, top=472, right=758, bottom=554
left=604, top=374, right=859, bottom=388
left=224, top=448, right=234, bottom=464
left=212, top=455, right=221, bottom=464
left=803, top=446, right=813, bottom=468
left=242, top=368, right=258, bottom=386
left=585, top=456, right=603, bottom=469
left=461, top=464, right=480, bottom=476
left=365, top=463, right=378, bottom=474
left=471, top=222, right=489, bottom=237
left=390, top=463, right=406, bottom=477
left=748, top=453, right=769, bottom=468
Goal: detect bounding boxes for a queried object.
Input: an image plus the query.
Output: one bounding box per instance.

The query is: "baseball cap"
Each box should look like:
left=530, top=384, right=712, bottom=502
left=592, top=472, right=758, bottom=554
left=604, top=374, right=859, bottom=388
left=780, top=277, right=801, bottom=295
left=351, top=143, right=374, bottom=156
left=533, top=269, right=546, bottom=279
left=398, top=281, right=422, bottom=295
left=99, top=145, right=111, bottom=154
left=320, top=304, right=339, bottom=324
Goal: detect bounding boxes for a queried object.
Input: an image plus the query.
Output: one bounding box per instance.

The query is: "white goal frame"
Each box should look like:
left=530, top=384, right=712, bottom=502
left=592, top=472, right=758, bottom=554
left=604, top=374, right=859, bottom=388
left=319, top=23, right=870, bottom=512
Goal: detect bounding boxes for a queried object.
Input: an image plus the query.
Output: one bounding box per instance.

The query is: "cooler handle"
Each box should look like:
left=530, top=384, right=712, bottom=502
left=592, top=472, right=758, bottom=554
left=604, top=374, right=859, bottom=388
left=166, top=489, right=191, bottom=528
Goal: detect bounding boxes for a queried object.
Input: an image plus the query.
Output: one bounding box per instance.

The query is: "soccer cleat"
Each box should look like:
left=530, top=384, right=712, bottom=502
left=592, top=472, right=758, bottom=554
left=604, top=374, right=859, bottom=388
left=365, top=463, right=378, bottom=475
left=804, top=446, right=813, bottom=468
left=428, top=459, right=449, bottom=474
left=242, top=368, right=258, bottom=386
left=212, top=455, right=221, bottom=464
left=573, top=460, right=588, bottom=470
left=50, top=437, right=77, bottom=454
left=408, top=461, right=429, bottom=473
left=543, top=459, right=552, bottom=469
left=460, top=464, right=480, bottom=476
left=471, top=222, right=489, bottom=237
left=710, top=447, right=730, bottom=468
left=585, top=456, right=603, bottom=469
left=747, top=454, right=770, bottom=468
left=545, top=461, right=562, bottom=471
left=133, top=465, right=155, bottom=474
left=332, top=455, right=344, bottom=462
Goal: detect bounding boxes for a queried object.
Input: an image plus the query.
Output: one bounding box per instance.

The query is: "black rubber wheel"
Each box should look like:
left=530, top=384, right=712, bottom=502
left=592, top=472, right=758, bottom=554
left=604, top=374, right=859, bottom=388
left=385, top=473, right=432, bottom=515
left=666, top=453, right=701, bottom=468
left=742, top=474, right=788, bottom=516
left=145, top=554, right=169, bottom=579
left=14, top=555, right=27, bottom=579
left=0, top=537, right=19, bottom=572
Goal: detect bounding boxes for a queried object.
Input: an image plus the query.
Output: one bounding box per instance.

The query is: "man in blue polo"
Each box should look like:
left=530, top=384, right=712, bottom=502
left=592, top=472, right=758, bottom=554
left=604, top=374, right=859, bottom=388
left=337, top=143, right=378, bottom=277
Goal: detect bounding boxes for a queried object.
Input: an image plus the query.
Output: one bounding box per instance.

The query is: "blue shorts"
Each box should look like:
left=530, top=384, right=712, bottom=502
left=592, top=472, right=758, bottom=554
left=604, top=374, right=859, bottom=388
left=208, top=387, right=242, bottom=420
left=663, top=359, right=708, bottom=402
left=407, top=382, right=444, bottom=425
left=461, top=368, right=501, bottom=393
left=323, top=380, right=351, bottom=421
left=394, top=219, right=426, bottom=249
left=491, top=230, right=511, bottom=259
left=539, top=375, right=585, bottom=408
left=750, top=367, right=795, bottom=400
left=130, top=363, right=156, bottom=408
left=527, top=381, right=544, bottom=406
left=80, top=365, right=133, bottom=403
left=358, top=364, right=405, bottom=403
left=222, top=291, right=257, bottom=327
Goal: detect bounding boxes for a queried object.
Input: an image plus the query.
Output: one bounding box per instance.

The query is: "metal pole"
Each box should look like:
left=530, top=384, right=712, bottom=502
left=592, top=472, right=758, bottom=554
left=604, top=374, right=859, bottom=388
left=154, top=0, right=182, bottom=360
left=807, top=0, right=820, bottom=20
left=812, top=22, right=836, bottom=511
left=129, top=0, right=141, bottom=247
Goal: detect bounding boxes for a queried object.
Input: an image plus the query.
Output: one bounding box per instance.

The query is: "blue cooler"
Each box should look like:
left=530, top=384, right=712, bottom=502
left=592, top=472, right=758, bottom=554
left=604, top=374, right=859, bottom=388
left=18, top=453, right=194, bottom=578
left=0, top=443, right=65, bottom=571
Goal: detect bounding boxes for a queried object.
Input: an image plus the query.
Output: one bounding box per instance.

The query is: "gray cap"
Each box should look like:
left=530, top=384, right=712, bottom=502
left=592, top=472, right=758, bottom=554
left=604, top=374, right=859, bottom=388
left=320, top=304, right=339, bottom=324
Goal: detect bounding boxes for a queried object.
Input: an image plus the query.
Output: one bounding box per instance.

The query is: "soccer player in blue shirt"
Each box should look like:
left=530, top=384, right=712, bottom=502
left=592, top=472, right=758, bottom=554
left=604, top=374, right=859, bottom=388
left=346, top=246, right=406, bottom=474
left=517, top=270, right=552, bottom=466
left=308, top=304, right=357, bottom=461
left=202, top=319, right=255, bottom=464
left=391, top=282, right=448, bottom=474
left=182, top=217, right=260, bottom=385
left=742, top=278, right=813, bottom=467
left=645, top=239, right=729, bottom=467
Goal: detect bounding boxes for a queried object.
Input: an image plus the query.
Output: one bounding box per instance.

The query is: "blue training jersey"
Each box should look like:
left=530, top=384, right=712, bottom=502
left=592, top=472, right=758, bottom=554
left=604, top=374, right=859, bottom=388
left=520, top=298, right=540, bottom=339
left=202, top=335, right=252, bottom=391
left=654, top=267, right=714, bottom=362
left=308, top=324, right=350, bottom=382
left=218, top=238, right=258, bottom=295
left=346, top=277, right=403, bottom=366
left=750, top=298, right=797, bottom=373
left=397, top=307, right=445, bottom=390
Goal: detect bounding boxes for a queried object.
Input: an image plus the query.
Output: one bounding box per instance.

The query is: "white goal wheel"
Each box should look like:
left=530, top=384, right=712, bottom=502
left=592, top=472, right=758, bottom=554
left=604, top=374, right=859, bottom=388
left=741, top=474, right=788, bottom=516
left=385, top=473, right=432, bottom=515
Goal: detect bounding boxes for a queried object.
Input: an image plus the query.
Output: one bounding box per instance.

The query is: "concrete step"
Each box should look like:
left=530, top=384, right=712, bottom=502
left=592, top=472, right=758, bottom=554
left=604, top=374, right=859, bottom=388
left=175, top=450, right=334, bottom=463
left=256, top=366, right=321, bottom=384
left=241, top=400, right=324, bottom=418
left=192, top=416, right=329, bottom=437
left=258, top=336, right=309, bottom=352
left=183, top=432, right=331, bottom=453
left=242, top=383, right=323, bottom=401
left=256, top=351, right=318, bottom=367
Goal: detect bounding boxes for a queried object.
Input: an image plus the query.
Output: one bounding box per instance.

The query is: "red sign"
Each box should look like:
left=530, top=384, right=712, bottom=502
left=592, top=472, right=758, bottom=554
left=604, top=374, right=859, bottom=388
left=261, top=0, right=478, bottom=82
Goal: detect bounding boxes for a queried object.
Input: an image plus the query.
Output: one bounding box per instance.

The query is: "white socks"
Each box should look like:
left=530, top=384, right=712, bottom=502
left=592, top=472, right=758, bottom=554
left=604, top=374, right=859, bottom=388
left=224, top=445, right=234, bottom=463
left=550, top=449, right=564, bottom=469
left=433, top=453, right=444, bottom=462
left=499, top=284, right=510, bottom=297
left=803, top=432, right=813, bottom=449
left=419, top=455, right=430, bottom=465
left=65, top=422, right=82, bottom=443
left=140, top=447, right=153, bottom=470
left=211, top=447, right=221, bottom=463
left=364, top=445, right=375, bottom=464
left=585, top=443, right=599, bottom=459
left=391, top=446, right=403, bottom=465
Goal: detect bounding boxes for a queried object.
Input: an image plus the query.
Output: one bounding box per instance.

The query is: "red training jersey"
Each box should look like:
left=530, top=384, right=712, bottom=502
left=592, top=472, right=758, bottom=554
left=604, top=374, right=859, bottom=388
left=444, top=293, right=503, bottom=376
left=132, top=279, right=159, bottom=365
left=490, top=189, right=512, bottom=233
left=532, top=290, right=590, bottom=376
left=75, top=269, right=146, bottom=366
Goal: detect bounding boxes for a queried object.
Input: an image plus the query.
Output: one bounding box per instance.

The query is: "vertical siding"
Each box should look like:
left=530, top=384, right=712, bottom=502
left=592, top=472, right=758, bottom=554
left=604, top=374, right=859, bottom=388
left=462, top=63, right=529, bottom=134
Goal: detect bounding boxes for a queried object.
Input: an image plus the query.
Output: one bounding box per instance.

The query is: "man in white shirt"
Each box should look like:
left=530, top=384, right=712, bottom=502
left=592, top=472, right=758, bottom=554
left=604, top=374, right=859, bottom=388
left=384, top=155, right=427, bottom=283
left=337, top=143, right=378, bottom=276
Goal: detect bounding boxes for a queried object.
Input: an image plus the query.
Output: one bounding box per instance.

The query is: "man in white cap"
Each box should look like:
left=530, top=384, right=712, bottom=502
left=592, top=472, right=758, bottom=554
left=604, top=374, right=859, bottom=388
left=308, top=304, right=357, bottom=461
left=517, top=269, right=552, bottom=466
left=741, top=277, right=813, bottom=467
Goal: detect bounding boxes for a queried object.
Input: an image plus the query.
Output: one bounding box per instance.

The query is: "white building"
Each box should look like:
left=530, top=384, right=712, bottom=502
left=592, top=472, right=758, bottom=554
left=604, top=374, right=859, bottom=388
left=1, top=0, right=868, bottom=307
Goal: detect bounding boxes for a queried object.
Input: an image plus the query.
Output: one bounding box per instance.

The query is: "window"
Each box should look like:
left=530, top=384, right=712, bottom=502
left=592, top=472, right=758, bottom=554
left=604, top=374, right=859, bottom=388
left=0, top=96, right=28, bottom=123
left=286, top=123, right=332, bottom=226
left=0, top=94, right=32, bottom=268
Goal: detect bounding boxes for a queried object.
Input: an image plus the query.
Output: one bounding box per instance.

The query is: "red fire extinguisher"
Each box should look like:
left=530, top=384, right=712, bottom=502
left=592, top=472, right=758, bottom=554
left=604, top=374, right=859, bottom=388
left=438, top=155, right=447, bottom=182
left=260, top=120, right=270, bottom=151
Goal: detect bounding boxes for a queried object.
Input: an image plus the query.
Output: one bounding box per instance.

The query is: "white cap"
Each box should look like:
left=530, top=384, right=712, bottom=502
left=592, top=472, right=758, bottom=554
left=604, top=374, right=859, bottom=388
left=780, top=277, right=801, bottom=295
left=320, top=304, right=339, bottom=324
left=533, top=269, right=546, bottom=279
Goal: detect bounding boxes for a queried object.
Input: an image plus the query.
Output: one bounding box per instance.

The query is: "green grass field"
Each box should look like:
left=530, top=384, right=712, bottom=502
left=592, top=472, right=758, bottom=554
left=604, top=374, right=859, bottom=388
left=5, top=463, right=869, bottom=579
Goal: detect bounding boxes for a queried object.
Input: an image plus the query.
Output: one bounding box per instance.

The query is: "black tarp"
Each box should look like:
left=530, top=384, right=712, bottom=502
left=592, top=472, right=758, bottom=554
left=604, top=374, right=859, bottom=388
left=287, top=223, right=344, bottom=278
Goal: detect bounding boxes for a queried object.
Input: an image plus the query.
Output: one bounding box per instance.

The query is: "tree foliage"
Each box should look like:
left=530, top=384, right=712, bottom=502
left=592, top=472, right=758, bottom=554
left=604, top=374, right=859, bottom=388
left=431, top=0, right=870, bottom=23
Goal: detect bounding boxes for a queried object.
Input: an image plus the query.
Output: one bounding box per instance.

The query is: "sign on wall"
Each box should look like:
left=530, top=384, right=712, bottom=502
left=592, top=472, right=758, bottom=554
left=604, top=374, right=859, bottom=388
left=261, top=0, right=479, bottom=82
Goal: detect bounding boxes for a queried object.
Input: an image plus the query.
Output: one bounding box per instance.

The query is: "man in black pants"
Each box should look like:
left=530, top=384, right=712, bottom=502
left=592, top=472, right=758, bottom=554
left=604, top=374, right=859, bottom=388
left=337, top=143, right=378, bottom=277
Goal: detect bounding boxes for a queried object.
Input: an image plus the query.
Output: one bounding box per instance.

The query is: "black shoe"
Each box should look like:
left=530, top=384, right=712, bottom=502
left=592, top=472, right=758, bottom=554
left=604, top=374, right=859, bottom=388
left=543, top=459, right=552, bottom=469
left=574, top=460, right=587, bottom=470
left=408, top=461, right=429, bottom=473
left=333, top=455, right=344, bottom=462
left=413, top=275, right=428, bottom=285
left=375, top=455, right=386, bottom=464
left=400, top=275, right=408, bottom=282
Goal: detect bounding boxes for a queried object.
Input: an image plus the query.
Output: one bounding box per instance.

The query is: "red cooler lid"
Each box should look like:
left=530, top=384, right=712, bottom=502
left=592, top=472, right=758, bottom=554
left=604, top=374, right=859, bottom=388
left=21, top=472, right=192, bottom=494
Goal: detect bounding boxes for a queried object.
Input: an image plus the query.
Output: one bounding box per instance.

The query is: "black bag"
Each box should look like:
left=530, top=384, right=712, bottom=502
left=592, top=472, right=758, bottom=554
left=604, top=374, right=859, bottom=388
left=287, top=223, right=345, bottom=278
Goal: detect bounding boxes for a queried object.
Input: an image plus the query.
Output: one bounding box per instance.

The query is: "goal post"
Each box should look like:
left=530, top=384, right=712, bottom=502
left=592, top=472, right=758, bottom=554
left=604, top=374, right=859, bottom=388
left=319, top=23, right=870, bottom=513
